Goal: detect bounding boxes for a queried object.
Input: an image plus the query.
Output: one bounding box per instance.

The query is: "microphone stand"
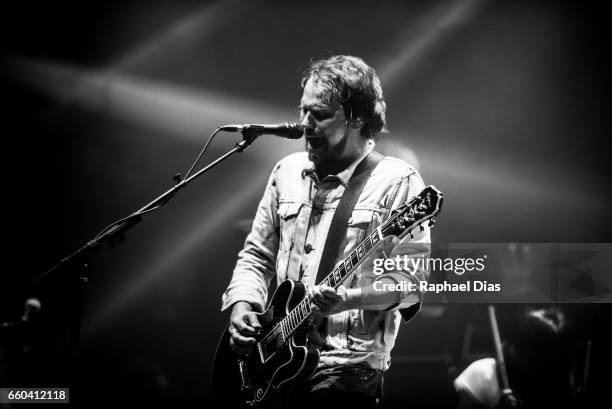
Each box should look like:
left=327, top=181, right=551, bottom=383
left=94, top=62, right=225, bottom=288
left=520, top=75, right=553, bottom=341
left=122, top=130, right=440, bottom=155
left=29, top=129, right=262, bottom=352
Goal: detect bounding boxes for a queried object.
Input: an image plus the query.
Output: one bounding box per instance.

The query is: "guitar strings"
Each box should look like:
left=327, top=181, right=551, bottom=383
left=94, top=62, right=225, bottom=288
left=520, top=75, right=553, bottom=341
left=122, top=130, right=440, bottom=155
left=259, top=193, right=432, bottom=347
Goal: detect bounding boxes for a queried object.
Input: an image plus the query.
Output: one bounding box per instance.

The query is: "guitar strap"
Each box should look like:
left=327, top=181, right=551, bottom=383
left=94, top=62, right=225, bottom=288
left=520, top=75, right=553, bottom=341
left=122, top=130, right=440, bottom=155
left=315, top=150, right=383, bottom=284
left=310, top=150, right=382, bottom=343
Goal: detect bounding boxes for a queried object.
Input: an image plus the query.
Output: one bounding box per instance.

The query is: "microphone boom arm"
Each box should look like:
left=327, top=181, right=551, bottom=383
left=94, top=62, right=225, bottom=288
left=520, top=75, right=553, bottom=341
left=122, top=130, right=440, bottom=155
left=33, top=128, right=262, bottom=285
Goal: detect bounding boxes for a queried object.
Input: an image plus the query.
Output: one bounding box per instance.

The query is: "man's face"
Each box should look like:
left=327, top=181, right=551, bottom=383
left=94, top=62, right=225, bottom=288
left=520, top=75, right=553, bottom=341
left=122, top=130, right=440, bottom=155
left=299, top=77, right=354, bottom=167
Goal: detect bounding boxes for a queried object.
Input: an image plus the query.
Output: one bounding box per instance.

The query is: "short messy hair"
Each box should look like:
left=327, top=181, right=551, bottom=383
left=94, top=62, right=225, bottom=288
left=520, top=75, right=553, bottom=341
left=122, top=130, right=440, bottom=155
left=301, top=55, right=387, bottom=138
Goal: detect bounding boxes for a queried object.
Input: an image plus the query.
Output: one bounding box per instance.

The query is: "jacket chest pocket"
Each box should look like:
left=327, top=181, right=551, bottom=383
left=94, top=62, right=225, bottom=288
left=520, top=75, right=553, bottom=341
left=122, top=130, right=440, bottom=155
left=347, top=209, right=375, bottom=245
left=277, top=202, right=302, bottom=253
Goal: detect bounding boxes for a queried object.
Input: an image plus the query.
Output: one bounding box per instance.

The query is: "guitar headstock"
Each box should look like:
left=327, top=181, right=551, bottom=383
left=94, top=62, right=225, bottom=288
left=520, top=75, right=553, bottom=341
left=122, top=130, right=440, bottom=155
left=384, top=185, right=443, bottom=238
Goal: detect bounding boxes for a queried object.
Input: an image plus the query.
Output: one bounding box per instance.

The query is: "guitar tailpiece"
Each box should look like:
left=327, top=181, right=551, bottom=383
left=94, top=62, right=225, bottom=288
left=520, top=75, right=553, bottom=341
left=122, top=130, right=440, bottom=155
left=238, top=359, right=253, bottom=392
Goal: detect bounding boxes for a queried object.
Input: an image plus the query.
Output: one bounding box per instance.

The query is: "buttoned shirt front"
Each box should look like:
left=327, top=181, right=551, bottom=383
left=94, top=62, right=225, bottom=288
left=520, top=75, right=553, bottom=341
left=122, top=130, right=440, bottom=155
left=222, top=146, right=430, bottom=371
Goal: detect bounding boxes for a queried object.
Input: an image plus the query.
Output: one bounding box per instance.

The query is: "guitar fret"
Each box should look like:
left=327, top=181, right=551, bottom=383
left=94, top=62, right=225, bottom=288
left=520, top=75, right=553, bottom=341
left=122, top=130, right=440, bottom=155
left=350, top=251, right=358, bottom=266
left=338, top=263, right=346, bottom=279
left=364, top=236, right=372, bottom=252
left=371, top=231, right=380, bottom=245
left=297, top=302, right=306, bottom=325
left=356, top=244, right=364, bottom=260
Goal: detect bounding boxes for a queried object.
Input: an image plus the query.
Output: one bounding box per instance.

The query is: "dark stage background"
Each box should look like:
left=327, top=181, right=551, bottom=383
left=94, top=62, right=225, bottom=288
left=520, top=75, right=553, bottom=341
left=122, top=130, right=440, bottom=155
left=1, top=0, right=610, bottom=407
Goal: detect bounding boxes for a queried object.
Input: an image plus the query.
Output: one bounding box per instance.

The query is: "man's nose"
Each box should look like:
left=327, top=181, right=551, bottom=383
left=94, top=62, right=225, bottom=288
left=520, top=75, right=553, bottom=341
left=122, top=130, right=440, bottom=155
left=300, top=113, right=316, bottom=136
left=300, top=112, right=315, bottom=127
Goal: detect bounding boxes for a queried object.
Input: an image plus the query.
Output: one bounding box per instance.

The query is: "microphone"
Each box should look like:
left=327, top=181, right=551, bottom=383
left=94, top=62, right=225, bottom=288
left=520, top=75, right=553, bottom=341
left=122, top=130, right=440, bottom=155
left=219, top=122, right=307, bottom=139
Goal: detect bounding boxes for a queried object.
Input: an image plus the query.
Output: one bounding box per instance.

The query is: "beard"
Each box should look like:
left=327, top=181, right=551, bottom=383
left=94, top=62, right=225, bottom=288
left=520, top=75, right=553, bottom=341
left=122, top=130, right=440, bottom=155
left=305, top=136, right=327, bottom=165
left=305, top=129, right=352, bottom=176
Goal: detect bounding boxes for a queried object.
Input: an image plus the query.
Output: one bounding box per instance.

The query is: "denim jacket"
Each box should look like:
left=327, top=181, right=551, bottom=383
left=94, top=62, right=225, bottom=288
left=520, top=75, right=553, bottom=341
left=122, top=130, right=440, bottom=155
left=221, top=149, right=430, bottom=371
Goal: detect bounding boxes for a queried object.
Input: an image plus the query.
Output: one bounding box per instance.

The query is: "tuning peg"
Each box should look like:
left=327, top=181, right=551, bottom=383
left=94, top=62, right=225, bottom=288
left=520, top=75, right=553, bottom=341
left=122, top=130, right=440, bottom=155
left=419, top=224, right=424, bottom=232
left=409, top=231, right=414, bottom=239
left=428, top=219, right=436, bottom=227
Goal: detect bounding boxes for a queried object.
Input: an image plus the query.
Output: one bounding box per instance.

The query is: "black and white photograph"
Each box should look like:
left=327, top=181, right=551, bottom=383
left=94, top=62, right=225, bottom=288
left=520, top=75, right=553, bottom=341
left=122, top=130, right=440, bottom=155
left=1, top=0, right=610, bottom=407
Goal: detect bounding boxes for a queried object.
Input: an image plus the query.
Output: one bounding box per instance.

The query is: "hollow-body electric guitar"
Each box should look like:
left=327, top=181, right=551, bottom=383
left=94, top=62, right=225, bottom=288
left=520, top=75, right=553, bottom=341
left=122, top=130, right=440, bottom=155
left=212, top=185, right=443, bottom=407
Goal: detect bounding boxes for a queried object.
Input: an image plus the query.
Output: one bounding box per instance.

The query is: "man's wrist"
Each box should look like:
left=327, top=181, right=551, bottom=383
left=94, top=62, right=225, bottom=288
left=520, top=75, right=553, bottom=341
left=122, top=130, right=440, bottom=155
left=231, top=301, right=254, bottom=315
left=341, top=287, right=362, bottom=311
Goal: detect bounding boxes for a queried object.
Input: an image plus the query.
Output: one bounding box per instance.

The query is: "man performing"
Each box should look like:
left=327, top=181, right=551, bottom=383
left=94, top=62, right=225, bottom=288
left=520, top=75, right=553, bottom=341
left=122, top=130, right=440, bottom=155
left=221, top=55, right=431, bottom=408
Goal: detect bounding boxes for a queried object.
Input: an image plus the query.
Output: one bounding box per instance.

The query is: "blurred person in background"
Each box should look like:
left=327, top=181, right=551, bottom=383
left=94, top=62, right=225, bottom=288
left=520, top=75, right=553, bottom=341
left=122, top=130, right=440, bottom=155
left=454, top=306, right=572, bottom=409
